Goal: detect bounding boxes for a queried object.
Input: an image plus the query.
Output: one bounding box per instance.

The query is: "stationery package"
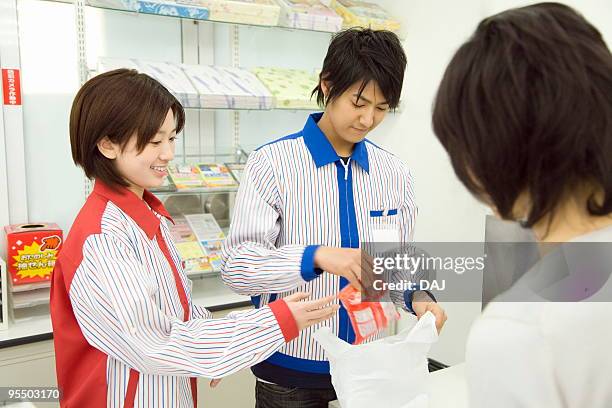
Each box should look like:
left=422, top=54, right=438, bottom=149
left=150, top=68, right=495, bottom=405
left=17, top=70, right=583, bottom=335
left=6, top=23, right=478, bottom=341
left=330, top=0, right=400, bottom=32
left=87, top=0, right=210, bottom=20
left=276, top=0, right=342, bottom=32
left=98, top=58, right=200, bottom=108
left=177, top=0, right=280, bottom=26
left=99, top=58, right=277, bottom=110
left=182, top=65, right=273, bottom=109
left=136, top=60, right=201, bottom=107
left=251, top=67, right=320, bottom=110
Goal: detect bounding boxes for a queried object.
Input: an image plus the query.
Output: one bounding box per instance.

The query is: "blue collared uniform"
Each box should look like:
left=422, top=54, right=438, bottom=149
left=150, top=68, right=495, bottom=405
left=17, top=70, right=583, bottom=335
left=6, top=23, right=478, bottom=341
left=221, top=112, right=419, bottom=387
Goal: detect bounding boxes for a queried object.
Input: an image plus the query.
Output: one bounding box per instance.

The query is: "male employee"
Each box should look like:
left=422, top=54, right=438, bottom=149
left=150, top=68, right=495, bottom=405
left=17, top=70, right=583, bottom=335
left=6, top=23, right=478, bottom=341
left=222, top=28, right=447, bottom=407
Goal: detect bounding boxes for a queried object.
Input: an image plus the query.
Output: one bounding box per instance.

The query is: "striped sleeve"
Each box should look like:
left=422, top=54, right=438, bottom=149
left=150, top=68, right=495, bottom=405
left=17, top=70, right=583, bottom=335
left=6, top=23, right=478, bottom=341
left=388, top=168, right=426, bottom=312
left=191, top=304, right=213, bottom=320
left=221, top=149, right=319, bottom=296
left=69, top=233, right=296, bottom=379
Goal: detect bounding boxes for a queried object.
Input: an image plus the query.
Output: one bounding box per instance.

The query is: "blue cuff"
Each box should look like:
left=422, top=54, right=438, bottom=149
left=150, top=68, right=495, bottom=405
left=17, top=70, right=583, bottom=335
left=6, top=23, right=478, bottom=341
left=403, top=289, right=418, bottom=315
left=300, top=245, right=323, bottom=282
left=404, top=289, right=437, bottom=315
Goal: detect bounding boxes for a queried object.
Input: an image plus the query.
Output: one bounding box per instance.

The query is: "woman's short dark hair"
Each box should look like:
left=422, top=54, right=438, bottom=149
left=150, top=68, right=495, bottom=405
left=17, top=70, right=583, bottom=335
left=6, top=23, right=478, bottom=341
left=70, top=69, right=185, bottom=188
left=432, top=2, right=612, bottom=227
left=312, top=27, right=406, bottom=110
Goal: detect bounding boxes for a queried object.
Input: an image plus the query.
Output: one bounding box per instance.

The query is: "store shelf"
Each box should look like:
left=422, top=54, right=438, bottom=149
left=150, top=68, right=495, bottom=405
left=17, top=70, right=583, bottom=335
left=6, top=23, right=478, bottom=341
left=10, top=281, right=50, bottom=293
left=183, top=106, right=318, bottom=112
left=0, top=313, right=53, bottom=348
left=38, top=0, right=339, bottom=36
left=152, top=186, right=239, bottom=195
left=12, top=288, right=50, bottom=309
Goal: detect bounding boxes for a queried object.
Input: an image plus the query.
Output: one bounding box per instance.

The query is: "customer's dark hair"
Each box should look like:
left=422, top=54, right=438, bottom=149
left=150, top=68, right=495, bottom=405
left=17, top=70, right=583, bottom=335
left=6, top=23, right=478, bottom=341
left=70, top=69, right=185, bottom=188
left=432, top=2, right=612, bottom=227
left=312, top=27, right=406, bottom=110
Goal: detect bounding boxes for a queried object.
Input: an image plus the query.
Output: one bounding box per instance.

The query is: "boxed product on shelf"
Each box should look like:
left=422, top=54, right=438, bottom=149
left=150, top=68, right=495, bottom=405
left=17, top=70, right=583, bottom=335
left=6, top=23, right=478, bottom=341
left=137, top=60, right=201, bottom=107
left=167, top=164, right=207, bottom=190
left=4, top=223, right=63, bottom=287
left=276, top=0, right=342, bottom=32
left=181, top=65, right=274, bottom=110
left=98, top=58, right=200, bottom=108
left=329, top=0, right=400, bottom=32
left=251, top=67, right=320, bottom=110
left=196, top=163, right=239, bottom=188
left=87, top=0, right=210, bottom=20
left=177, top=0, right=280, bottom=26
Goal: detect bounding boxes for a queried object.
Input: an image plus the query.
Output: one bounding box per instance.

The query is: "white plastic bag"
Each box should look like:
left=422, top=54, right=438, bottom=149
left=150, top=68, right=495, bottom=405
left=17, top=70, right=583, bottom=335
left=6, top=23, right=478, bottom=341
left=314, top=312, right=438, bottom=408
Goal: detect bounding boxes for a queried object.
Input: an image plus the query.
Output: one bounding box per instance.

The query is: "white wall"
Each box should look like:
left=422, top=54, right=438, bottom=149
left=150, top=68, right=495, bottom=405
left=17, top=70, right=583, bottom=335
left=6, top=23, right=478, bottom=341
left=365, top=0, right=612, bottom=365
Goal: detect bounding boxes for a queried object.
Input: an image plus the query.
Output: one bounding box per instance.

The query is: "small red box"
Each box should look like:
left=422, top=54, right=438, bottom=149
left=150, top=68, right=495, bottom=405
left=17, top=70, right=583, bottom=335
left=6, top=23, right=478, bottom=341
left=4, top=223, right=63, bottom=286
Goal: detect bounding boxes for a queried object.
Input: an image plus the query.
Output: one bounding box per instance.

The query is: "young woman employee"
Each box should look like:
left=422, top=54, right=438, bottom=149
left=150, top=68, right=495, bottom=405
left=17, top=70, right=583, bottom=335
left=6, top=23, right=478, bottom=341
left=50, top=69, right=338, bottom=407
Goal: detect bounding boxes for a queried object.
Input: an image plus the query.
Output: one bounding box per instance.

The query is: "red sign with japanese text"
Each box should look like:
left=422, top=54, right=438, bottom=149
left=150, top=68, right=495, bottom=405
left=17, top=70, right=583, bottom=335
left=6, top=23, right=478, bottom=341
left=4, top=223, right=63, bottom=286
left=2, top=68, right=22, bottom=106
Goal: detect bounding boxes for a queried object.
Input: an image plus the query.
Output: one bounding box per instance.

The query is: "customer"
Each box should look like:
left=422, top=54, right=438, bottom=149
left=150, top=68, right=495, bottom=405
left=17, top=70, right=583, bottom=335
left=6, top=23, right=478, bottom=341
left=50, top=69, right=338, bottom=407
left=432, top=3, right=612, bottom=407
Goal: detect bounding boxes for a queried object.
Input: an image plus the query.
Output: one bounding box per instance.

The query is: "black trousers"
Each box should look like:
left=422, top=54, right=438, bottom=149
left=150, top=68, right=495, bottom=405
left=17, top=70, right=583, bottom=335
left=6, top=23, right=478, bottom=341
left=255, top=380, right=337, bottom=408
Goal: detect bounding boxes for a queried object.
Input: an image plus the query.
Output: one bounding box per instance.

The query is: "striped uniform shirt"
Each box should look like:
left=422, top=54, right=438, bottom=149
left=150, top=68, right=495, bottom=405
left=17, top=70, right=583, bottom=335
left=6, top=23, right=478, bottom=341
left=50, top=181, right=298, bottom=407
left=221, top=112, right=419, bottom=387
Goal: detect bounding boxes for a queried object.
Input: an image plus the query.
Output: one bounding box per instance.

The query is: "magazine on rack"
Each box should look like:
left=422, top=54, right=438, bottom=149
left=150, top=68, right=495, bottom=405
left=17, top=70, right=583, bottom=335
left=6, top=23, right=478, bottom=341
left=184, top=214, right=225, bottom=271
left=167, top=164, right=207, bottom=190
left=225, top=162, right=246, bottom=184
left=196, top=163, right=239, bottom=188
left=168, top=215, right=218, bottom=275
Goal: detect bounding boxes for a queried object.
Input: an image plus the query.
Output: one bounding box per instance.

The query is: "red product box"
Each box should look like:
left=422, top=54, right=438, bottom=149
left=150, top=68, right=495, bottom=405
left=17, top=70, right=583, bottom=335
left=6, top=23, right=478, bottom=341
left=4, top=223, right=63, bottom=286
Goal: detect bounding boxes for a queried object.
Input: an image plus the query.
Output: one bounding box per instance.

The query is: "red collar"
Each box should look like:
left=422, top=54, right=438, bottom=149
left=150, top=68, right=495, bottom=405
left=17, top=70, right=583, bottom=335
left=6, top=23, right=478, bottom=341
left=92, top=180, right=172, bottom=239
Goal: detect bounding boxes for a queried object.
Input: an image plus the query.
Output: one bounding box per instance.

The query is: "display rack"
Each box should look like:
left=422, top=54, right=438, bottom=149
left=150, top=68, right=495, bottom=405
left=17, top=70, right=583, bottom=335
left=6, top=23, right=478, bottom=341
left=0, top=0, right=402, bottom=338
left=40, top=0, right=346, bottom=34
left=0, top=0, right=329, bottom=332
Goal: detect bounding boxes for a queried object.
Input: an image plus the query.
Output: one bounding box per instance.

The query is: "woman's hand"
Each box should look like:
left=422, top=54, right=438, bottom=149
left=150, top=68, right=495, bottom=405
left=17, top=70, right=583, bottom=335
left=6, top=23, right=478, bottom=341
left=283, top=292, right=339, bottom=331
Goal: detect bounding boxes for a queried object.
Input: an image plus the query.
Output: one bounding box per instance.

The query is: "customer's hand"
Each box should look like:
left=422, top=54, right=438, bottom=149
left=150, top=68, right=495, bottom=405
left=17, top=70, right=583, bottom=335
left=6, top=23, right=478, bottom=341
left=412, top=293, right=447, bottom=334
left=314, top=247, right=370, bottom=291
left=283, top=292, right=339, bottom=331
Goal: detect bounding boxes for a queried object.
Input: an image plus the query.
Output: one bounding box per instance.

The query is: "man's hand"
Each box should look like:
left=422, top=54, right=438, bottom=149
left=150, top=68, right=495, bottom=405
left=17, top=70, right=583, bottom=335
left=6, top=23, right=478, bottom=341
left=314, top=247, right=372, bottom=291
left=411, top=292, right=447, bottom=334
left=283, top=292, right=339, bottom=331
